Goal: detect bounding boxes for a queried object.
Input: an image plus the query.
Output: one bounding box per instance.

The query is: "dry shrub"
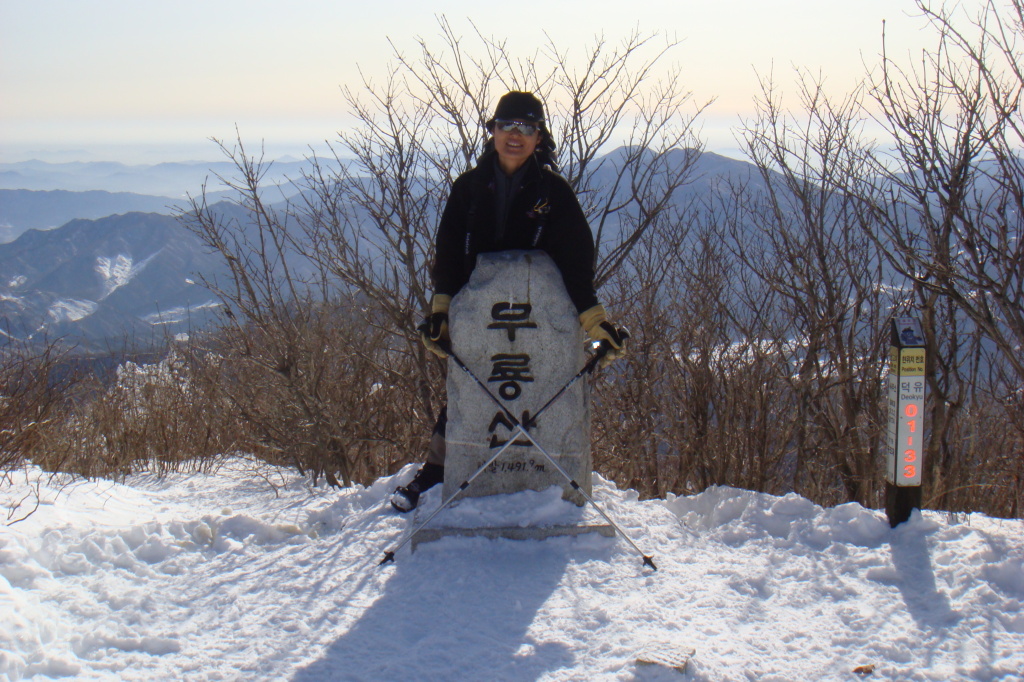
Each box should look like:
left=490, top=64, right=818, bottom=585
left=21, top=302, right=437, bottom=487
left=28, top=347, right=238, bottom=478
left=181, top=301, right=435, bottom=488
left=0, top=340, right=82, bottom=477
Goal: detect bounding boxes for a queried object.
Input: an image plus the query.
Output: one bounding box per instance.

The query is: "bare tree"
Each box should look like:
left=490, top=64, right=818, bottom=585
left=301, top=20, right=709, bottom=316
left=293, top=72, right=449, bottom=428
left=724, top=72, right=905, bottom=506
left=856, top=0, right=1024, bottom=513
left=179, top=19, right=709, bottom=485
left=868, top=0, right=1024, bottom=385
left=179, top=138, right=417, bottom=487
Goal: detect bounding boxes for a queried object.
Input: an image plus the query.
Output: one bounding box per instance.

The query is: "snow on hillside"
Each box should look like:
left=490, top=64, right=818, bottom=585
left=1, top=460, right=1022, bottom=681
left=143, top=300, right=221, bottom=326
left=46, top=298, right=98, bottom=324
left=95, top=252, right=159, bottom=300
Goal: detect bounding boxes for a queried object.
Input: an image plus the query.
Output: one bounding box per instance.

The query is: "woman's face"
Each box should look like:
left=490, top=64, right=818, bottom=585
left=492, top=119, right=541, bottom=174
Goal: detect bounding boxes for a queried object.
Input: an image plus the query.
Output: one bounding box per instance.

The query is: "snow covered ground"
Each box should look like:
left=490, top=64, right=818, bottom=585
left=2, top=459, right=1023, bottom=681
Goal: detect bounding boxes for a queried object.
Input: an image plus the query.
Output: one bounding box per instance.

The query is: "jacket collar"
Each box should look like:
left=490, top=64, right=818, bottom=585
left=475, top=150, right=544, bottom=188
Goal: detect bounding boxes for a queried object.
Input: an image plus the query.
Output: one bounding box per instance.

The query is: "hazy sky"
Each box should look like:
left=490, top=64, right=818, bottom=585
left=0, top=0, right=983, bottom=163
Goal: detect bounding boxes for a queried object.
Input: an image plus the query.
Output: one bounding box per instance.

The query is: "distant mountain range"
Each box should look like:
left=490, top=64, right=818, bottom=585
left=0, top=189, right=180, bottom=243
left=0, top=158, right=321, bottom=200
left=0, top=157, right=332, bottom=351
left=0, top=149, right=767, bottom=353
left=0, top=211, right=228, bottom=352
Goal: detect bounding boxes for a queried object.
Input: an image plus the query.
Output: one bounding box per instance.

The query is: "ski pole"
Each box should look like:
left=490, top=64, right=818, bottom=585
left=446, top=343, right=657, bottom=571
left=503, top=414, right=657, bottom=571
left=379, top=425, right=526, bottom=566
left=379, top=341, right=612, bottom=567
left=449, top=338, right=612, bottom=429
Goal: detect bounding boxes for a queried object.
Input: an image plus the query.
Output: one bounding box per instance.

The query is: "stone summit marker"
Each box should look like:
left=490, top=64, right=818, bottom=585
left=413, top=250, right=611, bottom=548
left=445, top=250, right=592, bottom=503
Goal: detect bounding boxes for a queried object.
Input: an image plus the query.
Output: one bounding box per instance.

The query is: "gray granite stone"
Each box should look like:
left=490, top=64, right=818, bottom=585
left=442, top=250, right=591, bottom=505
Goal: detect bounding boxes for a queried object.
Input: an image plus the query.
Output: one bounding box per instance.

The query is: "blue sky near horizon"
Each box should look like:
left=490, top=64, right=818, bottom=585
left=0, top=0, right=985, bottom=164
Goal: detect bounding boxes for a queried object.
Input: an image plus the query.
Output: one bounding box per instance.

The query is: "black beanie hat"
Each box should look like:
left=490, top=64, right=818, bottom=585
left=487, top=91, right=546, bottom=127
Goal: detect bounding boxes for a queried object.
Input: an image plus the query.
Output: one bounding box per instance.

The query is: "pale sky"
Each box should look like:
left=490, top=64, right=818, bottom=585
left=0, top=0, right=984, bottom=163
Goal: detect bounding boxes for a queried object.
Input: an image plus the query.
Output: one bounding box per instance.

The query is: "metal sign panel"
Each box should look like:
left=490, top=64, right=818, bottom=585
left=885, top=317, right=926, bottom=487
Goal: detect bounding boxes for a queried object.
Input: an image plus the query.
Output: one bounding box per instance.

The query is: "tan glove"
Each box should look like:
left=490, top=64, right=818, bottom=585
left=579, top=304, right=628, bottom=368
left=418, top=294, right=451, bottom=358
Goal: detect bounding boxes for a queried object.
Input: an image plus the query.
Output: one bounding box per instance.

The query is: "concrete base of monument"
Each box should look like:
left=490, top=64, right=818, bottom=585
left=405, top=482, right=614, bottom=554
left=410, top=524, right=615, bottom=552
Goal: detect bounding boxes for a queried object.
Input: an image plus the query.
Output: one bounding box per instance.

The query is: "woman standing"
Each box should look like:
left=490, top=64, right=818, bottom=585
left=391, top=91, right=627, bottom=512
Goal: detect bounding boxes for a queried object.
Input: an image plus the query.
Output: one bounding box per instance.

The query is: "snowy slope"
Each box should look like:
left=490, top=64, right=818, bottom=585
left=1, top=460, right=1022, bottom=681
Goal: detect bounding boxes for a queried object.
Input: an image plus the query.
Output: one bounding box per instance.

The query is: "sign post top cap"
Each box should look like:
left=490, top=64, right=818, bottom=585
left=891, top=316, right=925, bottom=349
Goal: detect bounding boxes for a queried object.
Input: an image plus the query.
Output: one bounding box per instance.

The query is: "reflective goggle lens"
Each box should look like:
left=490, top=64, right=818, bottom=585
left=495, top=119, right=540, bottom=136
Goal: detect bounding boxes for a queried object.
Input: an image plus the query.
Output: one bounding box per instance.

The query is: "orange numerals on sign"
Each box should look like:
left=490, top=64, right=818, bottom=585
left=903, top=465, right=917, bottom=478
left=904, top=404, right=918, bottom=418
left=904, top=448, right=917, bottom=463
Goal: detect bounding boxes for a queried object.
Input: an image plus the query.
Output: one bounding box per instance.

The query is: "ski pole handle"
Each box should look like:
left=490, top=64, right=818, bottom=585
left=588, top=326, right=630, bottom=368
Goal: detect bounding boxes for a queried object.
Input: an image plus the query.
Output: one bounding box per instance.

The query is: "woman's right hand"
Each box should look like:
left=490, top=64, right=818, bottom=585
left=418, top=312, right=450, bottom=358
left=419, top=294, right=451, bottom=358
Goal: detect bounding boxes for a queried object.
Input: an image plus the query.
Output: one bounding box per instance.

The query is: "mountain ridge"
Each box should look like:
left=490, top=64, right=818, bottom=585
left=0, top=148, right=766, bottom=352
left=0, top=211, right=227, bottom=351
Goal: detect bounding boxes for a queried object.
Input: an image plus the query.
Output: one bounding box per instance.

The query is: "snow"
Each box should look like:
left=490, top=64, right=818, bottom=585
left=2, top=460, right=1023, bottom=681
left=95, top=252, right=158, bottom=300
left=142, top=300, right=220, bottom=326
left=46, top=299, right=98, bottom=323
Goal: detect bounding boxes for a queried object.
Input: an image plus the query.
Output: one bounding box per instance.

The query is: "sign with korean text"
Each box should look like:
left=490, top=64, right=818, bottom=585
left=443, top=251, right=591, bottom=504
left=885, top=317, right=926, bottom=487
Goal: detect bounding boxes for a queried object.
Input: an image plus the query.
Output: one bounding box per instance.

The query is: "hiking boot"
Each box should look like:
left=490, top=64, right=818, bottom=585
left=390, top=463, right=444, bottom=513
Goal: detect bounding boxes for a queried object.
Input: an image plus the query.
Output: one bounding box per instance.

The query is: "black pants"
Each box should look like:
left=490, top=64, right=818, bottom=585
left=425, top=405, right=448, bottom=467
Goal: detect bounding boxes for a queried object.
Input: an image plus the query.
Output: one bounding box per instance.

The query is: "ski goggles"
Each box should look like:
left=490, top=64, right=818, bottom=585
left=494, top=119, right=541, bottom=136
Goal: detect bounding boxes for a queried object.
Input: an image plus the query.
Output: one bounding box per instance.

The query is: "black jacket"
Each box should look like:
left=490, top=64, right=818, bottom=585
left=431, top=152, right=598, bottom=313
